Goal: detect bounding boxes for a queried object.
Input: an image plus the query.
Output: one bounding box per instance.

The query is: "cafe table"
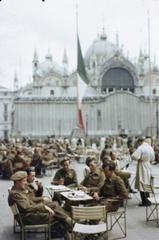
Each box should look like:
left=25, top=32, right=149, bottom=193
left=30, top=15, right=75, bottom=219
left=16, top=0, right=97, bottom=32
left=46, top=184, right=70, bottom=198
left=60, top=190, right=93, bottom=202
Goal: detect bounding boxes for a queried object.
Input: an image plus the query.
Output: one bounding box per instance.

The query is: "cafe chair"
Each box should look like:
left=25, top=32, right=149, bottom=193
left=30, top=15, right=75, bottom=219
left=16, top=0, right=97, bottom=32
left=106, top=199, right=127, bottom=240
left=9, top=203, right=51, bottom=240
left=141, top=181, right=159, bottom=227
left=71, top=205, right=107, bottom=240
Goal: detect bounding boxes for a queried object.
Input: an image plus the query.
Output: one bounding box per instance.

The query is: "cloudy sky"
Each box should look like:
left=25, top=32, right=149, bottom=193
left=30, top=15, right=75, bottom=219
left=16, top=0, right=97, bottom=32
left=0, top=0, right=159, bottom=89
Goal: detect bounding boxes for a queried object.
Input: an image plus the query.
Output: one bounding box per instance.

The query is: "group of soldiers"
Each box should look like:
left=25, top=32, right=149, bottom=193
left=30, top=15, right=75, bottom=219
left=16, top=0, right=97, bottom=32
left=2, top=135, right=158, bottom=239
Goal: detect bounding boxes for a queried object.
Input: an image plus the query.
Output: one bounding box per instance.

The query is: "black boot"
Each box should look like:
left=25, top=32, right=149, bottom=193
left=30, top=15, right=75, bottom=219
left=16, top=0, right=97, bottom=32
left=139, top=191, right=151, bottom=206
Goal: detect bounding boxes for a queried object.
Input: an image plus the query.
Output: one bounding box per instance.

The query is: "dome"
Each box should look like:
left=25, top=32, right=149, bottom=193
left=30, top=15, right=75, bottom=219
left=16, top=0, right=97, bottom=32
left=85, top=32, right=117, bottom=64
left=36, top=55, right=63, bottom=77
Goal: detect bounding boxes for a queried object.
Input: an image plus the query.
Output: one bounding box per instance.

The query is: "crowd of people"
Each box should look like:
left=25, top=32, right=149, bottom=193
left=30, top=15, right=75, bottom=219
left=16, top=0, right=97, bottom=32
left=0, top=135, right=158, bottom=239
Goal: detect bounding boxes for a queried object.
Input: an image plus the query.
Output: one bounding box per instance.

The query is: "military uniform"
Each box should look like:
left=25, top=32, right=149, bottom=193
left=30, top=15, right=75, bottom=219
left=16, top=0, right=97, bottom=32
left=8, top=171, right=72, bottom=240
left=26, top=183, right=44, bottom=202
left=80, top=168, right=105, bottom=193
left=99, top=174, right=128, bottom=212
left=53, top=168, right=78, bottom=188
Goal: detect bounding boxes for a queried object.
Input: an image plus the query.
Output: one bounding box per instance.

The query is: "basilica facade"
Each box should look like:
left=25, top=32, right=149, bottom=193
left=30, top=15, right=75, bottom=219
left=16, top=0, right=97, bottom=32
left=1, top=30, right=159, bottom=139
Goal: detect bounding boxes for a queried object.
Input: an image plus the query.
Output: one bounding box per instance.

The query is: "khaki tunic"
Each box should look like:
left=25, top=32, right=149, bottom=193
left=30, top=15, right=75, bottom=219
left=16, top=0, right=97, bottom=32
left=26, top=184, right=43, bottom=201
left=53, top=168, right=78, bottom=188
left=8, top=186, right=69, bottom=225
left=80, top=168, right=105, bottom=193
left=99, top=174, right=128, bottom=212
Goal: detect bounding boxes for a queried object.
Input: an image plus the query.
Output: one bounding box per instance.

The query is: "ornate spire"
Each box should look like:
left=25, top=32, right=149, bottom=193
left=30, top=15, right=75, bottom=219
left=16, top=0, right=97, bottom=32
left=100, top=26, right=107, bottom=40
left=63, top=48, right=68, bottom=64
left=33, top=49, right=38, bottom=62
left=115, top=32, right=119, bottom=48
left=45, top=48, right=52, bottom=61
left=14, top=72, right=19, bottom=91
left=62, top=48, right=69, bottom=76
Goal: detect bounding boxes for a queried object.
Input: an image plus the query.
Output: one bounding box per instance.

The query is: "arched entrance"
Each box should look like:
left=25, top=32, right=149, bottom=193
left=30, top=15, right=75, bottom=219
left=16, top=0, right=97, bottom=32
left=101, top=67, right=135, bottom=93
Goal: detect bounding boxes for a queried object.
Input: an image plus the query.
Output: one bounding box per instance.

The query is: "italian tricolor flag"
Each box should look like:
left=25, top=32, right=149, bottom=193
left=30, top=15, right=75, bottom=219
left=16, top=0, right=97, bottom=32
left=77, top=35, right=89, bottom=129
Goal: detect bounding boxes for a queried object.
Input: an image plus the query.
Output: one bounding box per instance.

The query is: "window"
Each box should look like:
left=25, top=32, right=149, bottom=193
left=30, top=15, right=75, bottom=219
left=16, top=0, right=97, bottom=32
left=4, top=130, right=8, bottom=140
left=109, top=88, right=113, bottom=92
left=4, top=103, right=8, bottom=112
left=50, top=90, right=54, bottom=95
left=153, top=89, right=156, bottom=95
left=4, top=103, right=8, bottom=122
left=97, top=109, right=101, bottom=117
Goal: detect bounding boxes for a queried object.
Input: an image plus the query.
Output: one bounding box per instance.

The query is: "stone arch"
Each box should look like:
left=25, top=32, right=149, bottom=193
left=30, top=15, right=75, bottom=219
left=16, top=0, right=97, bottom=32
left=101, top=67, right=135, bottom=93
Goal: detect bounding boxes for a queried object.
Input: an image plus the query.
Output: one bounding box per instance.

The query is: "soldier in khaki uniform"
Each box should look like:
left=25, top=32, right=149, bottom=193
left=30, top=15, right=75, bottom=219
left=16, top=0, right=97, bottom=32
left=8, top=171, right=72, bottom=240
left=79, top=157, right=105, bottom=194
left=52, top=158, right=78, bottom=188
left=25, top=167, right=43, bottom=200
left=93, top=161, right=128, bottom=212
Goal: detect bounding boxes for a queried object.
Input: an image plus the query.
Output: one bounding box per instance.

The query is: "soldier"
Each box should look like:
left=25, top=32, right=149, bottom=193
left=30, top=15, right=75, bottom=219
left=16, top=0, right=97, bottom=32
left=93, top=161, right=128, bottom=212
left=79, top=157, right=105, bottom=194
left=25, top=166, right=44, bottom=200
left=52, top=158, right=78, bottom=188
left=109, top=151, right=137, bottom=193
left=132, top=137, right=155, bottom=206
left=8, top=171, right=72, bottom=240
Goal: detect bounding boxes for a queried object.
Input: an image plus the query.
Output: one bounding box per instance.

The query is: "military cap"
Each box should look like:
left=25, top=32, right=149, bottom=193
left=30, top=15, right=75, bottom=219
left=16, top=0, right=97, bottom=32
left=10, top=171, right=27, bottom=181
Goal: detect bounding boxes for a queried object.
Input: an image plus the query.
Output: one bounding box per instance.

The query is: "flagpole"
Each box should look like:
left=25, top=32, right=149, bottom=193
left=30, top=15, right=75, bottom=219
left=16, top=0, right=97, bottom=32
left=76, top=2, right=84, bottom=129
left=76, top=2, right=80, bottom=128
left=147, top=10, right=153, bottom=136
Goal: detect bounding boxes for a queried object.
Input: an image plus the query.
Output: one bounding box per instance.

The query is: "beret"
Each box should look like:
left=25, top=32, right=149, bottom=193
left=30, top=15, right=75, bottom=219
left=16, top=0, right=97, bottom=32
left=10, top=171, right=27, bottom=181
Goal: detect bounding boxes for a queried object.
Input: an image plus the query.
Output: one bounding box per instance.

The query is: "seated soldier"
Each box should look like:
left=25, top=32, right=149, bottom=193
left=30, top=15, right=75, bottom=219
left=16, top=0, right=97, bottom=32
left=52, top=158, right=78, bottom=205
left=109, top=151, right=137, bottom=194
left=93, top=161, right=128, bottom=212
left=25, top=167, right=44, bottom=200
left=8, top=171, right=72, bottom=240
left=52, top=158, right=78, bottom=188
left=79, top=157, right=105, bottom=195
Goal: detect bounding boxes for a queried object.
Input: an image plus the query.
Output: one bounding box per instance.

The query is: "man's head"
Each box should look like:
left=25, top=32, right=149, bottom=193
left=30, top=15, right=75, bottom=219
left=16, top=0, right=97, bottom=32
left=86, top=157, right=97, bottom=172
left=25, top=167, right=36, bottom=183
left=110, top=151, right=116, bottom=161
left=10, top=171, right=27, bottom=190
left=60, top=158, right=70, bottom=171
left=137, top=136, right=145, bottom=145
left=102, top=161, right=116, bottom=177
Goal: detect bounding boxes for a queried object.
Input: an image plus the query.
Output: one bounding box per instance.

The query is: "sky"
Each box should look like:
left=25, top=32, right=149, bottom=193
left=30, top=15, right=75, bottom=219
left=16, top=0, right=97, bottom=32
left=0, top=0, right=159, bottom=89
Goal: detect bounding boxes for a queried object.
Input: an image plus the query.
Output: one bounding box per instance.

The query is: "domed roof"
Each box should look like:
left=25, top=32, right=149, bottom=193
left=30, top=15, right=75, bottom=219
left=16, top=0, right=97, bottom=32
left=36, top=52, right=63, bottom=77
left=85, top=31, right=117, bottom=64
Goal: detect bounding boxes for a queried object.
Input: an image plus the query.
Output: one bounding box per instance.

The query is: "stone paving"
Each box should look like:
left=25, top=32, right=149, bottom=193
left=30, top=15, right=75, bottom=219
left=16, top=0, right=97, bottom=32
left=0, top=161, right=159, bottom=240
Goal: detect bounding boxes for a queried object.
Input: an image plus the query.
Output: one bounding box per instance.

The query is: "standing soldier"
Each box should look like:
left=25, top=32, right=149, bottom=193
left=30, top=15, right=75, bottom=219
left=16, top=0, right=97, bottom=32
left=132, top=137, right=155, bottom=206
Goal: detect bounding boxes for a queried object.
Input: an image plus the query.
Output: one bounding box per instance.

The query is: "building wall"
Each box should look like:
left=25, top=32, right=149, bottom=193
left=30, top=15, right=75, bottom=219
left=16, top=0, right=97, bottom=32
left=13, top=92, right=157, bottom=138
left=0, top=90, right=13, bottom=139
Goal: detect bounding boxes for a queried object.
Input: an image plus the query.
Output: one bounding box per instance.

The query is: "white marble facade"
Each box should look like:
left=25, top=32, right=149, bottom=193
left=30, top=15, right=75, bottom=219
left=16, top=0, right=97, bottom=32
left=1, top=30, right=159, bottom=139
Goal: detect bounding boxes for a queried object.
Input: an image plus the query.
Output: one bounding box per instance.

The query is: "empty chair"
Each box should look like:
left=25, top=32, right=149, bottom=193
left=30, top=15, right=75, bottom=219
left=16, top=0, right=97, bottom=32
left=72, top=205, right=107, bottom=240
left=141, top=181, right=159, bottom=227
